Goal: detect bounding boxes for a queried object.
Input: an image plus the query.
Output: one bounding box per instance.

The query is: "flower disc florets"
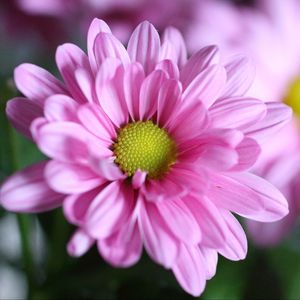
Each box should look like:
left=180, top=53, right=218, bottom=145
left=113, top=121, right=177, bottom=179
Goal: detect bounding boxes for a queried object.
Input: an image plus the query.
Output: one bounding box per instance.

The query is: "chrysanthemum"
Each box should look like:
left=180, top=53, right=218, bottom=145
left=0, top=19, right=291, bottom=295
left=185, top=0, right=300, bottom=246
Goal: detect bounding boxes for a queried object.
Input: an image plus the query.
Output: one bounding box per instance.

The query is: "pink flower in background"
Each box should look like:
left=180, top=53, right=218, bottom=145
left=0, top=19, right=291, bottom=295
left=16, top=0, right=192, bottom=43
left=1, top=1, right=67, bottom=49
left=0, top=0, right=68, bottom=75
left=186, top=0, right=300, bottom=101
left=185, top=0, right=300, bottom=246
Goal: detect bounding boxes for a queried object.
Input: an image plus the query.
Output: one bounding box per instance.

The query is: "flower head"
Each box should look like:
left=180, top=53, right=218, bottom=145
left=0, top=18, right=291, bottom=296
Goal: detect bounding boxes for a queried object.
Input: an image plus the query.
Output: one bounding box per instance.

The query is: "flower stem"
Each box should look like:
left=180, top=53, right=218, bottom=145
left=1, top=82, right=35, bottom=298
left=47, top=210, right=71, bottom=274
left=16, top=214, right=35, bottom=297
left=7, top=124, right=35, bottom=298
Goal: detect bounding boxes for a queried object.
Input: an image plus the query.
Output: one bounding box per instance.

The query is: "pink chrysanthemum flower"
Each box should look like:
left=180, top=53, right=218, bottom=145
left=0, top=19, right=291, bottom=295
left=185, top=0, right=300, bottom=247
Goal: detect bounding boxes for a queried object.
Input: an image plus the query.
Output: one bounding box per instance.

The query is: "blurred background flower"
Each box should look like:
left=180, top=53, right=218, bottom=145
left=16, top=0, right=192, bottom=43
left=184, top=0, right=300, bottom=248
left=1, top=0, right=300, bottom=299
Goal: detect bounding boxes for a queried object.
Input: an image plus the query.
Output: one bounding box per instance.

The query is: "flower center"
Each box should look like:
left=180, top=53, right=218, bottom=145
left=285, top=77, right=300, bottom=117
left=113, top=121, right=177, bottom=179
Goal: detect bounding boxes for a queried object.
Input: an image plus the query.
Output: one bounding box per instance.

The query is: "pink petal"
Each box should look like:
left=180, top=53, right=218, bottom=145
left=77, top=103, right=116, bottom=144
left=74, top=68, right=94, bottom=103
left=209, top=97, right=267, bottom=130
left=159, top=41, right=178, bottom=68
left=180, top=129, right=243, bottom=171
left=222, top=55, right=255, bottom=98
left=0, top=161, right=63, bottom=213
left=155, top=59, right=179, bottom=79
left=14, top=63, right=67, bottom=105
left=56, top=43, right=92, bottom=103
left=98, top=217, right=143, bottom=267
left=181, top=128, right=243, bottom=157
left=30, top=117, right=48, bottom=141
left=138, top=199, right=179, bottom=268
left=197, top=128, right=244, bottom=148
left=139, top=69, right=167, bottom=120
left=245, top=102, right=292, bottom=142
left=18, top=0, right=68, bottom=15
left=199, top=247, right=218, bottom=280
left=88, top=158, right=125, bottom=181
left=217, top=210, right=247, bottom=261
left=161, top=27, right=187, bottom=67
left=156, top=79, right=182, bottom=128
left=93, top=32, right=130, bottom=68
left=132, top=170, right=147, bottom=189
left=87, top=137, right=113, bottom=161
left=44, top=94, right=79, bottom=122
left=96, top=57, right=122, bottom=84
left=260, top=152, right=300, bottom=188
left=197, top=145, right=238, bottom=171
left=122, top=62, right=145, bottom=121
left=45, top=160, right=104, bottom=194
left=63, top=188, right=99, bottom=225
left=6, top=97, right=43, bottom=139
left=127, top=21, right=160, bottom=74
left=87, top=18, right=111, bottom=73
left=168, top=164, right=208, bottom=194
left=142, top=176, right=187, bottom=203
left=67, top=229, right=94, bottom=257
left=157, top=198, right=201, bottom=245
left=36, top=122, right=90, bottom=163
left=182, top=64, right=227, bottom=109
left=209, top=173, right=289, bottom=222
left=231, top=137, right=261, bottom=171
left=168, top=101, right=208, bottom=142
left=84, top=181, right=134, bottom=239
left=172, top=244, right=207, bottom=297
left=185, top=195, right=227, bottom=248
left=96, top=64, right=128, bottom=127
left=180, top=46, right=220, bottom=89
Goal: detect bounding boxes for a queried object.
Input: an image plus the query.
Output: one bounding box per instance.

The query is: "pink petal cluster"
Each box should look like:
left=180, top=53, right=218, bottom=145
left=0, top=19, right=291, bottom=295
left=185, top=0, right=300, bottom=246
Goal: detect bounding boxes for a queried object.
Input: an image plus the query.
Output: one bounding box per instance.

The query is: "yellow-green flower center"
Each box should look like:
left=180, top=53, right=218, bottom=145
left=113, top=121, right=177, bottom=179
left=285, top=77, right=300, bottom=116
